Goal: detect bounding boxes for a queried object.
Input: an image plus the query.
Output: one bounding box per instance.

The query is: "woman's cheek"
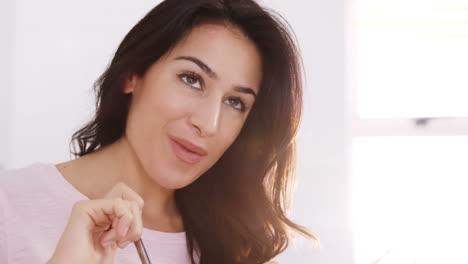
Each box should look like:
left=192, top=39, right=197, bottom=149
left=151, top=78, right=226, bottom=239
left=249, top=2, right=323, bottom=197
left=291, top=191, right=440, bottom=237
left=154, top=88, right=196, bottom=118
left=212, top=126, right=240, bottom=159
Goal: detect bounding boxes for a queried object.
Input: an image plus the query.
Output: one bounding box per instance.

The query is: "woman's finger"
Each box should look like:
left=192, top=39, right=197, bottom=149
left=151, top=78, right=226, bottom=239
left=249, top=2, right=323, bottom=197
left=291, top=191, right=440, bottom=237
left=125, top=201, right=143, bottom=242
left=116, top=203, right=134, bottom=237
left=80, top=183, right=144, bottom=249
left=104, top=182, right=144, bottom=210
left=71, top=199, right=128, bottom=232
left=71, top=198, right=134, bottom=247
left=115, top=201, right=143, bottom=249
left=100, top=228, right=119, bottom=248
left=100, top=199, right=143, bottom=248
left=85, top=205, right=113, bottom=232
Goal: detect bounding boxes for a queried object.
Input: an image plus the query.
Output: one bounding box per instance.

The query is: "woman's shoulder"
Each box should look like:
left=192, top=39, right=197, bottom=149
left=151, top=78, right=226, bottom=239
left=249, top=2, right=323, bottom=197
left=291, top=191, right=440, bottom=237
left=0, top=163, right=53, bottom=184
left=0, top=162, right=84, bottom=220
left=0, top=163, right=57, bottom=200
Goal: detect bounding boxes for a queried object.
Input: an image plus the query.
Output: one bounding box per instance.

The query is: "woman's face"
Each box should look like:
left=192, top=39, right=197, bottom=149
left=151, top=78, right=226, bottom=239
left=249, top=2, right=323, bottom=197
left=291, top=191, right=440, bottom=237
left=123, top=24, right=262, bottom=189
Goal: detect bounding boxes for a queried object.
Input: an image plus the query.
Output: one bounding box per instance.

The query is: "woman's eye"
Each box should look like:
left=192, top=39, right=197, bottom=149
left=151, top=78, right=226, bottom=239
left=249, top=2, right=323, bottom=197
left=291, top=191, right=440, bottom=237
left=225, top=97, right=246, bottom=112
left=180, top=73, right=202, bottom=89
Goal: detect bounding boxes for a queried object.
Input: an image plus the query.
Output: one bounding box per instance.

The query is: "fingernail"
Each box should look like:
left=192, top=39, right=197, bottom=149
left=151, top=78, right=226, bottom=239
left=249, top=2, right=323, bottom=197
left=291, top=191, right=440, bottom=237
left=103, top=241, right=115, bottom=248
left=118, top=240, right=131, bottom=249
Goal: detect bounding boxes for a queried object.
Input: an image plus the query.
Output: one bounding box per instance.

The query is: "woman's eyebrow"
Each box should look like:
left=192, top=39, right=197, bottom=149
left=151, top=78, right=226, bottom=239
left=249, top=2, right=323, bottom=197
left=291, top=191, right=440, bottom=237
left=234, top=86, right=257, bottom=98
left=175, top=55, right=257, bottom=98
left=175, top=56, right=218, bottom=79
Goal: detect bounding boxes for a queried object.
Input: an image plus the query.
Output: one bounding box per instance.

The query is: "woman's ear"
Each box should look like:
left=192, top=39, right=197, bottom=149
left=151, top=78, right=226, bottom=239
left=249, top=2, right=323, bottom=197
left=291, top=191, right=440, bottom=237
left=123, top=73, right=139, bottom=94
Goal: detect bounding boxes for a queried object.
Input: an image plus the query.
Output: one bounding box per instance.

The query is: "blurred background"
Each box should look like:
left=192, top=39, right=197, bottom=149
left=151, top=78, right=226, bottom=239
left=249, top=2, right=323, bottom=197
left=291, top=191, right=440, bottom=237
left=1, top=0, right=467, bottom=263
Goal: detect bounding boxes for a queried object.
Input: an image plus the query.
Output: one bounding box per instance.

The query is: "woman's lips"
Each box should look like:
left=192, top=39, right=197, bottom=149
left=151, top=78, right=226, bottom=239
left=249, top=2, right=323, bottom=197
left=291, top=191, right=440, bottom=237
left=169, top=137, right=206, bottom=164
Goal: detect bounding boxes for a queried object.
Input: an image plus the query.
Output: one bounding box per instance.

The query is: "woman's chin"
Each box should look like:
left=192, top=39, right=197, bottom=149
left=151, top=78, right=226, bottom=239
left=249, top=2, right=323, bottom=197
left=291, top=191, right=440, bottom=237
left=145, top=160, right=203, bottom=190
left=151, top=171, right=194, bottom=190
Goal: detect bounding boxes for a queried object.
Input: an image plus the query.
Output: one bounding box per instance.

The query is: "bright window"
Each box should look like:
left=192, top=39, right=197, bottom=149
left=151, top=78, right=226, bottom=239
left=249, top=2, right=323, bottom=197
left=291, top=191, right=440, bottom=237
left=349, top=0, right=468, bottom=263
left=352, top=136, right=468, bottom=263
left=353, top=0, right=468, bottom=118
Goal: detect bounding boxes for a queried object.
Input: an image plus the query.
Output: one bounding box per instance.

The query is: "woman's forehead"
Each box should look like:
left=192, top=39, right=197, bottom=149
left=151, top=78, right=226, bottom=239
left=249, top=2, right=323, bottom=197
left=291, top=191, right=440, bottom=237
left=170, top=24, right=252, bottom=57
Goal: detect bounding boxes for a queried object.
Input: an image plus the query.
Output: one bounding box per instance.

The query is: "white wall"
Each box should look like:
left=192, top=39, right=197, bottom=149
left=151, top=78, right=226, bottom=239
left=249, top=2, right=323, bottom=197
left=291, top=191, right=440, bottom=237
left=8, top=0, right=159, bottom=168
left=0, top=0, right=14, bottom=170
left=2, top=0, right=353, bottom=263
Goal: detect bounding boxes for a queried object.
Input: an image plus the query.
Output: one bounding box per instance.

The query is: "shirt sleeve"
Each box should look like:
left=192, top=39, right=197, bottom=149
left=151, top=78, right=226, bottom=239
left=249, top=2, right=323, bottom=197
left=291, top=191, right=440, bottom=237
left=0, top=186, right=9, bottom=264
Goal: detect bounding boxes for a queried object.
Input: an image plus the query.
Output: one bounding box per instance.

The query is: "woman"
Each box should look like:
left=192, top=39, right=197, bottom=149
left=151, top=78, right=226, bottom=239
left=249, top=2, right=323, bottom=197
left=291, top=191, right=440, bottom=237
left=0, top=0, right=316, bottom=263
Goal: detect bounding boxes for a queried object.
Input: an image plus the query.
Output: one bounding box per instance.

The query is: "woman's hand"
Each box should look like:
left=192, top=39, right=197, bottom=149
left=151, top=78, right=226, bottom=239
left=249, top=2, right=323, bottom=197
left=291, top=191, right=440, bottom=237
left=48, top=183, right=144, bottom=264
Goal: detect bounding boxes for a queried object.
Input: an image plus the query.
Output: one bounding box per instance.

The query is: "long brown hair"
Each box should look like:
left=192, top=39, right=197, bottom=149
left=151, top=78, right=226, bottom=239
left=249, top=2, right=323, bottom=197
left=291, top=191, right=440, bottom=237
left=71, top=0, right=317, bottom=263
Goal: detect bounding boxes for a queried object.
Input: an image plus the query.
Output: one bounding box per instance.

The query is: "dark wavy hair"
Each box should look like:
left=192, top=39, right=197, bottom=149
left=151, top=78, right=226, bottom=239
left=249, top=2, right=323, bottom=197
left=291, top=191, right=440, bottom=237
left=71, top=0, right=317, bottom=263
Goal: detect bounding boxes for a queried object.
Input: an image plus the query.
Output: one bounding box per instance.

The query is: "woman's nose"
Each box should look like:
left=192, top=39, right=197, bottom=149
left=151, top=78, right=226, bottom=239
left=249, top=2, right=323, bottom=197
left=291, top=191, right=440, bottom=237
left=189, top=97, right=221, bottom=137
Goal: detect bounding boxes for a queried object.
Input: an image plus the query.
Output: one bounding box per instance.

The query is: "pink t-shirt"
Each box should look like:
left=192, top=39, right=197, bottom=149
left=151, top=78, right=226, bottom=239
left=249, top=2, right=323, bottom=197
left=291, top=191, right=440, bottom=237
left=0, top=163, right=199, bottom=264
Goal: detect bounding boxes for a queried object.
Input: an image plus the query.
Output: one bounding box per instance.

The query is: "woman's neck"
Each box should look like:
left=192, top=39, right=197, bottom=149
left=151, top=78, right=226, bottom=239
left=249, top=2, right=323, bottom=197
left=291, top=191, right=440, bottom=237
left=56, top=137, right=184, bottom=232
